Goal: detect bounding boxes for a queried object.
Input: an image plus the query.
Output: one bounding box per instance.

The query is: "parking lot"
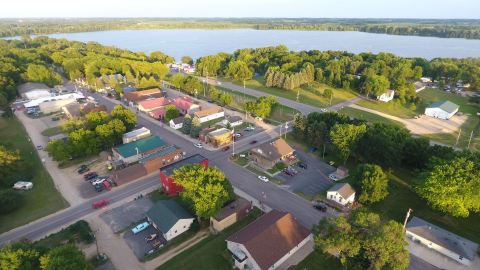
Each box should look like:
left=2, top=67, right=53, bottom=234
left=276, top=149, right=335, bottom=196
left=100, top=197, right=154, bottom=233
left=123, top=225, right=166, bottom=260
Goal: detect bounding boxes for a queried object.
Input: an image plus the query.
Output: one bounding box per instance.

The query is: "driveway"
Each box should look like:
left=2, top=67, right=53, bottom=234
left=100, top=197, right=154, bottom=233
left=276, top=149, right=335, bottom=196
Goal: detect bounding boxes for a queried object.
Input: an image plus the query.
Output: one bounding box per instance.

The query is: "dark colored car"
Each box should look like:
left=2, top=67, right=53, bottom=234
left=283, top=168, right=295, bottom=176
left=83, top=172, right=98, bottom=181
left=222, top=146, right=230, bottom=152
left=250, top=140, right=257, bottom=144
left=94, top=183, right=104, bottom=192
left=77, top=165, right=89, bottom=174
left=298, top=162, right=308, bottom=169
left=313, top=204, right=327, bottom=212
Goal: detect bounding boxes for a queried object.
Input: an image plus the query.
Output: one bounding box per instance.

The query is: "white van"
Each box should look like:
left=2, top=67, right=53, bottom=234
left=13, top=181, right=33, bottom=190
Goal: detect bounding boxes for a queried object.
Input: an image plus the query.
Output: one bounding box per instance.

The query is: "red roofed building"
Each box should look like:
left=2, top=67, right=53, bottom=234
left=227, top=210, right=312, bottom=270
left=173, top=96, right=200, bottom=115
left=160, top=154, right=208, bottom=196
left=149, top=108, right=166, bottom=120
left=138, top=97, right=171, bottom=113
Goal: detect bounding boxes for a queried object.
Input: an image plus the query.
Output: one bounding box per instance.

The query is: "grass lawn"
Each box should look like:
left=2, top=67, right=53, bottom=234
left=227, top=77, right=358, bottom=108
left=338, top=107, right=406, bottom=127
left=0, top=117, right=68, bottom=233
left=289, top=249, right=343, bottom=270
left=356, top=99, right=418, bottom=118
left=41, top=126, right=63, bottom=136
left=157, top=208, right=262, bottom=270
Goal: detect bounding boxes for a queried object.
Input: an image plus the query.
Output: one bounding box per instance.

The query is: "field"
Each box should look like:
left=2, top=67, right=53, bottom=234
left=229, top=77, right=358, bottom=108
left=289, top=249, right=342, bottom=270
left=0, top=117, right=68, bottom=233
left=338, top=107, right=405, bottom=127
left=157, top=208, right=262, bottom=270
left=356, top=99, right=419, bottom=118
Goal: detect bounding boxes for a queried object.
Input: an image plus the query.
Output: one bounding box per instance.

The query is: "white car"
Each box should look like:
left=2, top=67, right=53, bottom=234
left=234, top=133, right=242, bottom=138
left=194, top=143, right=203, bottom=148
left=13, top=181, right=33, bottom=190
left=320, top=108, right=328, bottom=113
left=328, top=173, right=340, bottom=182
left=91, top=178, right=107, bottom=186
left=257, top=175, right=269, bottom=182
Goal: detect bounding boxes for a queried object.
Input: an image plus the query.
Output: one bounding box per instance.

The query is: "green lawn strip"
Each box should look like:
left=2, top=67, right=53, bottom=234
left=40, top=126, right=63, bottom=136
left=355, top=99, right=418, bottom=118
left=245, top=165, right=282, bottom=185
left=338, top=107, right=405, bottom=127
left=226, top=77, right=357, bottom=108
left=289, top=249, right=343, bottom=270
left=157, top=208, right=262, bottom=270
left=231, top=152, right=249, bottom=167
left=0, top=117, right=68, bottom=233
left=34, top=220, right=94, bottom=250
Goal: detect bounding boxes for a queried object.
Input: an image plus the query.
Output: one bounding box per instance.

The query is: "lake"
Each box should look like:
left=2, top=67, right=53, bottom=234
left=46, top=29, right=480, bottom=61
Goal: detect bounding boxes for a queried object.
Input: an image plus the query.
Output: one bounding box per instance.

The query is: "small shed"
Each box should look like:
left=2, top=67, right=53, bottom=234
left=210, top=198, right=252, bottom=232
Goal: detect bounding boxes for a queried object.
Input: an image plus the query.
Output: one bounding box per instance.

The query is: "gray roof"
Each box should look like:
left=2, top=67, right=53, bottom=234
left=427, top=100, right=459, bottom=114
left=327, top=183, right=355, bottom=199
left=227, top=115, right=243, bottom=123
left=171, top=116, right=184, bottom=125
left=160, top=154, right=207, bottom=176
left=146, top=200, right=193, bottom=233
left=406, top=216, right=478, bottom=260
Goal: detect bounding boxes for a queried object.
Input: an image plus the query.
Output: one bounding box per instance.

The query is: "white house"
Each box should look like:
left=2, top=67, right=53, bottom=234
left=222, top=115, right=244, bottom=127
left=425, top=100, right=459, bottom=120
left=420, top=77, right=432, bottom=83
left=227, top=210, right=312, bottom=270
left=169, top=116, right=184, bottom=130
left=146, top=200, right=194, bottom=241
left=326, top=183, right=355, bottom=206
left=122, top=127, right=151, bottom=144
left=377, top=89, right=395, bottom=102
left=193, top=106, right=224, bottom=123
left=406, top=216, right=478, bottom=266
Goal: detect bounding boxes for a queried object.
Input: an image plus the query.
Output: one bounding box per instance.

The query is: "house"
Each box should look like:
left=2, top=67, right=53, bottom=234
left=160, top=154, right=208, bottom=196
left=146, top=200, right=194, bottom=241
left=406, top=216, right=478, bottom=266
left=112, top=136, right=167, bottom=164
left=81, top=103, right=107, bottom=114
left=193, top=106, right=224, bottom=123
left=425, top=101, right=459, bottom=120
left=227, top=210, right=312, bottom=270
left=169, top=116, right=184, bottom=130
left=420, top=77, right=432, bottom=83
left=122, top=127, right=151, bottom=144
left=137, top=97, right=170, bottom=113
left=377, top=89, right=395, bottom=102
left=149, top=108, right=166, bottom=120
left=173, top=96, right=200, bottom=115
left=206, top=128, right=233, bottom=147
left=222, top=115, right=244, bottom=127
left=123, top=88, right=163, bottom=107
left=199, top=127, right=217, bottom=142
left=326, top=183, right=355, bottom=206
left=62, top=103, right=81, bottom=119
left=139, top=145, right=184, bottom=174
left=249, top=138, right=296, bottom=170
left=210, top=198, right=252, bottom=232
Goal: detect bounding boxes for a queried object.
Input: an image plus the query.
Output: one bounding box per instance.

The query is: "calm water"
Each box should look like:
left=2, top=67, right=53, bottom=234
left=46, top=29, right=480, bottom=61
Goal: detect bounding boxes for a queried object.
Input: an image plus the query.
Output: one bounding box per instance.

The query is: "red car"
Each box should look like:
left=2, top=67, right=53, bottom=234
left=92, top=199, right=110, bottom=209
left=250, top=140, right=258, bottom=144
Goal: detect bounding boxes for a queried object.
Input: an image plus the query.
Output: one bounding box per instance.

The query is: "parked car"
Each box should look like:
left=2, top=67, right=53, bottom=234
left=298, top=162, right=308, bottom=169
left=13, top=181, right=33, bottom=190
left=250, top=140, right=257, bottom=144
left=94, top=183, right=104, bottom=192
left=257, top=175, right=269, bottom=182
left=328, top=173, right=340, bottom=182
left=132, top=222, right=150, bottom=234
left=234, top=133, right=242, bottom=138
left=283, top=169, right=295, bottom=176
left=83, top=172, right=98, bottom=181
left=36, top=145, right=43, bottom=150
left=78, top=165, right=89, bottom=174
left=313, top=204, right=327, bottom=212
left=194, top=143, right=203, bottom=148
left=92, top=199, right=110, bottom=209
left=102, top=180, right=112, bottom=190
left=320, top=108, right=328, bottom=113
left=91, top=177, right=107, bottom=186
left=222, top=146, right=230, bottom=152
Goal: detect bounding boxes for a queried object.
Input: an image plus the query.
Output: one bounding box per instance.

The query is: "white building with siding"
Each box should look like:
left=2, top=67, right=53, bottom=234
left=425, top=101, right=459, bottom=120
left=326, top=183, right=355, bottom=206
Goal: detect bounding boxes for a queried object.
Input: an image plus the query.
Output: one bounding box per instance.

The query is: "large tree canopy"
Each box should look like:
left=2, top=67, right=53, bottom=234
left=354, top=164, right=389, bottom=204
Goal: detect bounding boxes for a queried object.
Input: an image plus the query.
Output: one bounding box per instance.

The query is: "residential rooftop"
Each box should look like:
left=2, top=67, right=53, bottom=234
left=146, top=200, right=193, bottom=233
left=160, top=154, right=208, bottom=176
left=114, top=136, right=167, bottom=158
left=327, top=183, right=355, bottom=199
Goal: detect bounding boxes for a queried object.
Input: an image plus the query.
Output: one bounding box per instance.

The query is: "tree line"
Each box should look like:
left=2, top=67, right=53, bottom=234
left=2, top=18, right=480, bottom=40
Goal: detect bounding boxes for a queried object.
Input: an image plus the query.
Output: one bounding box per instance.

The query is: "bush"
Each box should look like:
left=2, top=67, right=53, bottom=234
left=0, top=189, right=23, bottom=214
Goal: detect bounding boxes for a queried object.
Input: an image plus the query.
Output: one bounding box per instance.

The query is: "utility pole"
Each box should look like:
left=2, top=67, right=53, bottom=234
left=455, top=128, right=462, bottom=146
left=403, top=208, right=413, bottom=230
left=284, top=122, right=288, bottom=139
left=296, top=89, right=300, bottom=102
left=467, top=130, right=474, bottom=149
left=232, top=132, right=235, bottom=156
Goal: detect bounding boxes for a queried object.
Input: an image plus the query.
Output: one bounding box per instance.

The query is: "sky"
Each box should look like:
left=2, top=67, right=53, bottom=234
left=0, top=0, right=479, bottom=19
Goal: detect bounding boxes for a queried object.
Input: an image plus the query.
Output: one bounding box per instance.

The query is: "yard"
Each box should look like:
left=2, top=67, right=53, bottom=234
left=228, top=77, right=358, bottom=108
left=289, top=249, right=343, bottom=270
left=40, top=126, right=63, bottom=136
left=338, top=107, right=405, bottom=127
left=156, top=208, right=262, bottom=270
left=0, top=117, right=68, bottom=233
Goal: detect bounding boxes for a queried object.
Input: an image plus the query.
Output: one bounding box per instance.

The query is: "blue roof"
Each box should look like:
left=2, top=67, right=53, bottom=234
left=115, top=136, right=167, bottom=158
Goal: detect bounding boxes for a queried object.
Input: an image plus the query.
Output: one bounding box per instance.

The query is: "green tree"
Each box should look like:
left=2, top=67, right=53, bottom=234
left=190, top=117, right=201, bottom=138
left=164, top=104, right=179, bottom=122
left=0, top=244, right=40, bottom=270
left=354, top=164, right=389, bottom=204
left=225, top=60, right=253, bottom=84
left=110, top=105, right=137, bottom=131
left=416, top=156, right=480, bottom=217
left=219, top=93, right=233, bottom=106
left=181, top=56, right=193, bottom=65
left=40, top=245, right=91, bottom=270
left=323, top=88, right=334, bottom=105
left=329, top=124, right=367, bottom=164
left=85, top=111, right=110, bottom=130
left=170, top=73, right=185, bottom=89
left=181, top=114, right=192, bottom=134
left=172, top=165, right=233, bottom=220
left=95, top=119, right=126, bottom=148
left=363, top=74, right=390, bottom=98
left=24, top=64, right=62, bottom=87
left=183, top=76, right=202, bottom=95
left=208, top=87, right=220, bottom=100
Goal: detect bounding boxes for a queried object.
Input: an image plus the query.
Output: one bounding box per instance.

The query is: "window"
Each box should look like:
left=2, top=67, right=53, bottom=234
left=175, top=230, right=177, bottom=233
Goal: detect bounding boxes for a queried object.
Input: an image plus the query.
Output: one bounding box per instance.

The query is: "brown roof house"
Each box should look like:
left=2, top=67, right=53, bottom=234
left=193, top=106, right=224, bottom=124
left=227, top=210, right=312, bottom=270
left=210, top=198, right=252, bottom=233
left=123, top=88, right=162, bottom=107
left=249, top=138, right=296, bottom=170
